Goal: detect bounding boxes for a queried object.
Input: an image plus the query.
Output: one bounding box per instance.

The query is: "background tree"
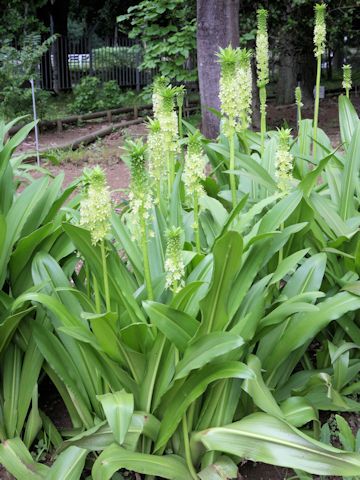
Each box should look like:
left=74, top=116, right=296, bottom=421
left=197, top=0, right=240, bottom=138
left=117, top=0, right=197, bottom=82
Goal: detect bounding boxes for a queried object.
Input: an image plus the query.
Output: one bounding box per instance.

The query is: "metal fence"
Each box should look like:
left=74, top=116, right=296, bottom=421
left=39, top=35, right=157, bottom=91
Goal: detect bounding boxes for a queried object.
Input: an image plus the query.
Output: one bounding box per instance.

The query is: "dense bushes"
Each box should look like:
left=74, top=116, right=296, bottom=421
left=71, top=77, right=127, bottom=113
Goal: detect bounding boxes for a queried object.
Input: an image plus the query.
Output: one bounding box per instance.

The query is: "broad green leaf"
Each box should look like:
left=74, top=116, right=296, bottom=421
left=336, top=415, right=355, bottom=452
left=199, top=231, right=243, bottom=334
left=242, top=355, right=283, bottom=417
left=143, top=301, right=199, bottom=352
left=175, top=332, right=244, bottom=380
left=339, top=95, right=359, bottom=148
left=97, top=390, right=134, bottom=445
left=198, top=455, right=238, bottom=479
left=47, top=446, right=88, bottom=480
left=281, top=397, right=318, bottom=427
left=92, top=444, right=193, bottom=480
left=155, top=361, right=253, bottom=451
left=339, top=123, right=360, bottom=220
left=270, top=248, right=310, bottom=285
left=0, top=437, right=48, bottom=479
left=194, top=412, right=360, bottom=476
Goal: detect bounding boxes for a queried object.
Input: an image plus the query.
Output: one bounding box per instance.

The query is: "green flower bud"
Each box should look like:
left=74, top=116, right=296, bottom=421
left=126, top=139, right=153, bottom=240
left=80, top=166, right=112, bottom=245
left=175, top=85, right=186, bottom=109
left=342, top=64, right=352, bottom=92
left=152, top=76, right=169, bottom=118
left=147, top=118, right=163, bottom=184
left=157, top=85, right=179, bottom=154
left=256, top=9, right=269, bottom=88
left=165, top=226, right=185, bottom=292
left=295, top=86, right=303, bottom=108
left=235, top=48, right=253, bottom=132
left=183, top=131, right=206, bottom=199
left=314, top=4, right=326, bottom=58
left=275, top=128, right=294, bottom=193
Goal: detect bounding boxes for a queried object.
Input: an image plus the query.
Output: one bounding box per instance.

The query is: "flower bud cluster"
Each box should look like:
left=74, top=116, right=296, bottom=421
left=218, top=46, right=252, bottom=135
left=295, top=86, right=303, bottom=108
left=164, top=226, right=185, bottom=292
left=156, top=86, right=179, bottom=155
left=152, top=76, right=169, bottom=118
left=147, top=118, right=163, bottom=184
left=183, top=131, right=206, bottom=199
left=314, top=4, right=326, bottom=58
left=342, top=64, right=352, bottom=92
left=127, top=140, right=154, bottom=240
left=256, top=9, right=269, bottom=88
left=80, top=166, right=112, bottom=245
left=275, top=128, right=294, bottom=193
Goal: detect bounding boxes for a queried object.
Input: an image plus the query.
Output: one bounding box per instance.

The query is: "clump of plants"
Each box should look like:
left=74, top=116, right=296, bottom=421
left=71, top=77, right=127, bottom=113
left=0, top=3, right=360, bottom=480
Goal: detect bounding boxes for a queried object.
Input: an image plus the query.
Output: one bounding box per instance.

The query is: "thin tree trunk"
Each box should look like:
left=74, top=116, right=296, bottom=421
left=197, top=0, right=240, bottom=138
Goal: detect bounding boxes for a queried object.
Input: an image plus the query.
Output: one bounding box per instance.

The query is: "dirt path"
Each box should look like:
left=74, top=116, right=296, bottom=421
left=17, top=96, right=360, bottom=198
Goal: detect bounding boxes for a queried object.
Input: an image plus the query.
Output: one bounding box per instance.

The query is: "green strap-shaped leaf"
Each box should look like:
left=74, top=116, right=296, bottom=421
left=155, top=361, right=253, bottom=452
left=0, top=437, right=49, bottom=479
left=193, top=412, right=360, bottom=476
left=143, top=301, right=199, bottom=352
left=97, top=390, right=134, bottom=445
left=47, top=446, right=88, bottom=480
left=339, top=95, right=359, bottom=149
left=175, top=332, right=244, bottom=380
left=339, top=123, right=360, bottom=220
left=199, top=231, right=243, bottom=334
left=92, top=444, right=193, bottom=480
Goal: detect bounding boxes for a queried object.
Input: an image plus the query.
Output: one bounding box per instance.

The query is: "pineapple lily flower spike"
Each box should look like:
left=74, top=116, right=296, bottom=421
left=127, top=138, right=154, bottom=300
left=256, top=8, right=269, bottom=155
left=342, top=64, right=352, bottom=99
left=217, top=45, right=252, bottom=208
left=80, top=166, right=112, bottom=311
left=313, top=3, right=326, bottom=161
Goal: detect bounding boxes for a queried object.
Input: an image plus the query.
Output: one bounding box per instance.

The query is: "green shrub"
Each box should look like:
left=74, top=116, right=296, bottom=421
left=0, top=86, right=51, bottom=119
left=72, top=77, right=123, bottom=113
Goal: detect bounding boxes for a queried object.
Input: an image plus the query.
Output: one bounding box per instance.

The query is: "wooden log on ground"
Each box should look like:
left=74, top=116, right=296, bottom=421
left=24, top=117, right=145, bottom=161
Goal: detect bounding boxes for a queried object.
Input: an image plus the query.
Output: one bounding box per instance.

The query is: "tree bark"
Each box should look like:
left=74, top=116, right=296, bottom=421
left=197, top=0, right=240, bottom=139
left=277, top=48, right=316, bottom=106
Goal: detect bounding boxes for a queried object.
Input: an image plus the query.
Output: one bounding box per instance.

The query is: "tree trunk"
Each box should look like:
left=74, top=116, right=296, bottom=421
left=277, top=49, right=316, bottom=105
left=197, top=0, right=240, bottom=139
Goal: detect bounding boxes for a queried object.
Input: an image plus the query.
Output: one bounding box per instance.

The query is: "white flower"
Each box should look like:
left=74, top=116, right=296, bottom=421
left=80, top=167, right=111, bottom=245
left=314, top=4, right=326, bottom=57
left=183, top=132, right=206, bottom=199
left=275, top=128, right=294, bottom=193
left=165, top=227, right=185, bottom=292
left=256, top=9, right=269, bottom=88
left=342, top=64, right=352, bottom=91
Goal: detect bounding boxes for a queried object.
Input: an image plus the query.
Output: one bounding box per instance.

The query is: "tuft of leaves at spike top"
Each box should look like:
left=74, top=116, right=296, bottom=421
left=275, top=128, right=294, bottom=193
left=256, top=8, right=269, bottom=88
left=80, top=166, right=112, bottom=246
left=165, top=226, right=185, bottom=293
left=314, top=3, right=326, bottom=58
left=152, top=76, right=169, bottom=118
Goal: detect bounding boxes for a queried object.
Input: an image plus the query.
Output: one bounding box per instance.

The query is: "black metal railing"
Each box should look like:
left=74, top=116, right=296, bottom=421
left=39, top=35, right=157, bottom=91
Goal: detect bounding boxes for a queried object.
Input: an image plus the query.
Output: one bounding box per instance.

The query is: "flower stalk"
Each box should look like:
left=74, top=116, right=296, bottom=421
left=313, top=3, right=326, bottom=160
left=295, top=86, right=303, bottom=129
left=127, top=139, right=154, bottom=300
left=183, top=131, right=206, bottom=252
left=218, top=46, right=252, bottom=207
left=80, top=166, right=112, bottom=312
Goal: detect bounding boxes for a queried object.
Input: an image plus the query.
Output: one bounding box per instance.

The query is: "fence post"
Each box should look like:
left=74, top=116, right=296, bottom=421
left=135, top=40, right=141, bottom=92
